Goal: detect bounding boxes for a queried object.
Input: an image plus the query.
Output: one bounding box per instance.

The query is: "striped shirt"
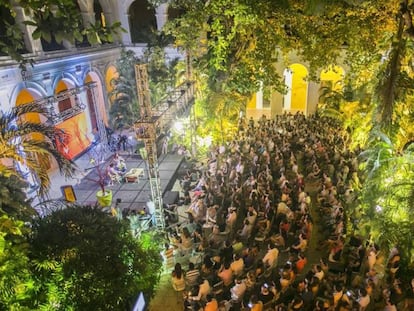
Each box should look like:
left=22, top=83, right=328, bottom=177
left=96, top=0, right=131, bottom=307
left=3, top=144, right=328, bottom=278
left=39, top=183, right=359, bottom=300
left=163, top=247, right=174, bottom=268
left=185, top=269, right=200, bottom=287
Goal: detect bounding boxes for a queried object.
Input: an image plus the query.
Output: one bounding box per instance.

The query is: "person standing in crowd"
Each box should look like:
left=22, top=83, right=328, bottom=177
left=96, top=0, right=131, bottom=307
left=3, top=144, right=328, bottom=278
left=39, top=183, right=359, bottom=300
left=171, top=263, right=186, bottom=304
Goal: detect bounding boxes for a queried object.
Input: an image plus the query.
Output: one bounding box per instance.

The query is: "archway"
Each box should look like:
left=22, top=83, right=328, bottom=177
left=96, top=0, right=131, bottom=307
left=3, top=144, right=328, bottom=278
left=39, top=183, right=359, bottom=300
left=14, top=88, right=53, bottom=187
left=105, top=65, right=118, bottom=98
left=283, top=64, right=308, bottom=115
left=319, top=65, right=345, bottom=106
left=128, top=0, right=157, bottom=43
left=320, top=65, right=344, bottom=90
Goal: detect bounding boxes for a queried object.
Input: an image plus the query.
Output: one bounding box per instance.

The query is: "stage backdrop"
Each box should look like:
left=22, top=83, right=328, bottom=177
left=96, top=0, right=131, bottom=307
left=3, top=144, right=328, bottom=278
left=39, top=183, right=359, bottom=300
left=55, top=112, right=92, bottom=160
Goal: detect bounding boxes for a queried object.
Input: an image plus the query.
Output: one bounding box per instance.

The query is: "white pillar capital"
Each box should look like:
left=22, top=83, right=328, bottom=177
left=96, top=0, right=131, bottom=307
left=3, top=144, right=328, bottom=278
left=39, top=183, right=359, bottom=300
left=155, top=3, right=169, bottom=31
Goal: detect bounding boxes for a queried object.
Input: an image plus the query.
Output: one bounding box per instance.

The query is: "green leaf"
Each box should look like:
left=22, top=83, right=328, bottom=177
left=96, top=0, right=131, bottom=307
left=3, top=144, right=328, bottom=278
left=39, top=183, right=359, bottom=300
left=32, top=29, right=42, bottom=40
left=42, top=31, right=52, bottom=43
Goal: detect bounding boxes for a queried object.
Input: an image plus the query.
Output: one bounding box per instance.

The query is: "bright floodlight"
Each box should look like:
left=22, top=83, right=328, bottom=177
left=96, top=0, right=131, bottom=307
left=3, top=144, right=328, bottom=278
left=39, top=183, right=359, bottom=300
left=174, top=121, right=184, bottom=132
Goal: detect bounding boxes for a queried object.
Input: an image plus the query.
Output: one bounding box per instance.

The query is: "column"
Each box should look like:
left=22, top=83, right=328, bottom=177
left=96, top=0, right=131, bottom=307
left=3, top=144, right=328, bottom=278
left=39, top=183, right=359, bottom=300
left=270, top=62, right=286, bottom=118
left=77, top=0, right=95, bottom=29
left=155, top=3, right=169, bottom=31
left=99, top=0, right=115, bottom=29
left=306, top=81, right=320, bottom=116
left=256, top=82, right=263, bottom=109
left=113, top=0, right=132, bottom=45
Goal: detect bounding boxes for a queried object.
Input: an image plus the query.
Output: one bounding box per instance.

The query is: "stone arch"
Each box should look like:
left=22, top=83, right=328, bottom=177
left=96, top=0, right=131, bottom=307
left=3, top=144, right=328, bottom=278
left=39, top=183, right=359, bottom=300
left=283, top=63, right=308, bottom=115
left=14, top=87, right=55, bottom=173
left=318, top=65, right=345, bottom=108
left=9, top=81, right=48, bottom=110
left=128, top=0, right=157, bottom=43
left=320, top=65, right=345, bottom=91
left=105, top=64, right=119, bottom=102
left=53, top=77, right=92, bottom=160
left=15, top=88, right=44, bottom=124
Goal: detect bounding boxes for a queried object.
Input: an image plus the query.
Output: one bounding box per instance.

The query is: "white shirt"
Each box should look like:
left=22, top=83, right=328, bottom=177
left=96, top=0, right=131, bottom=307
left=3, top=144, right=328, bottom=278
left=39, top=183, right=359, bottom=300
left=262, top=247, right=279, bottom=268
left=193, top=280, right=211, bottom=301
left=231, top=281, right=246, bottom=301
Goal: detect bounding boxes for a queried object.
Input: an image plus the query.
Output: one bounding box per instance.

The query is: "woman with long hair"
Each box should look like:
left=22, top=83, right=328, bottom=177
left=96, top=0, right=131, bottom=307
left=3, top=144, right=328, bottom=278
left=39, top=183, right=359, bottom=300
left=171, top=263, right=186, bottom=304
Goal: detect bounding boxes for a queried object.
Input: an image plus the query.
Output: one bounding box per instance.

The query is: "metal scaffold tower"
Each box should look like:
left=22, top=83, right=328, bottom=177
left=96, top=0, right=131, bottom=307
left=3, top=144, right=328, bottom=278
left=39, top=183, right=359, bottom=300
left=134, top=64, right=165, bottom=230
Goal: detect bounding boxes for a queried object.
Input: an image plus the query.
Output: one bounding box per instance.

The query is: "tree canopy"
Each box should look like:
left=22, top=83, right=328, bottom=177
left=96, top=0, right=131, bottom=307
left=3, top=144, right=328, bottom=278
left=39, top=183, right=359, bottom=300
left=165, top=0, right=401, bottom=95
left=28, top=205, right=163, bottom=310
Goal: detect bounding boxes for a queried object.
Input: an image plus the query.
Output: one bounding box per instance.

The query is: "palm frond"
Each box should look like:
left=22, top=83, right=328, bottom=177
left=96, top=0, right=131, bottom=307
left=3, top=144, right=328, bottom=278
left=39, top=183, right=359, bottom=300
left=0, top=104, right=75, bottom=197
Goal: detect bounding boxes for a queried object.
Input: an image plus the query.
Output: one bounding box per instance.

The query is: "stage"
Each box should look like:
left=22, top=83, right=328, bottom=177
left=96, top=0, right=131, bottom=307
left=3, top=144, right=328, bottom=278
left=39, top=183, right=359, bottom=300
left=72, top=153, right=185, bottom=212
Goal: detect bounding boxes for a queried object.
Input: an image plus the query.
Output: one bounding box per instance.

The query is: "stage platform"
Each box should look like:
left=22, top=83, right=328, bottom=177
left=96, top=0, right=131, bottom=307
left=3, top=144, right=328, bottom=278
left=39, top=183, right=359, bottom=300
left=71, top=153, right=185, bottom=211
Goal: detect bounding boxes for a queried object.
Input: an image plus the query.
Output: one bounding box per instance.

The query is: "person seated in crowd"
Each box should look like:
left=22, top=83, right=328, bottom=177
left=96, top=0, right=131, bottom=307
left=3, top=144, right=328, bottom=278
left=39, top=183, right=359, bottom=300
left=242, top=246, right=258, bottom=270
left=187, top=197, right=206, bottom=223
left=244, top=270, right=257, bottom=291
left=258, top=283, right=275, bottom=305
left=312, top=264, right=324, bottom=281
left=230, top=254, right=245, bottom=277
left=226, top=207, right=237, bottom=233
left=208, top=225, right=227, bottom=249
left=217, top=261, right=233, bottom=287
left=247, top=294, right=263, bottom=311
left=185, top=262, right=200, bottom=289
left=106, top=163, right=121, bottom=185
left=356, top=287, right=370, bottom=310
left=204, top=294, right=219, bottom=311
left=238, top=219, right=253, bottom=242
left=173, top=227, right=193, bottom=255
left=230, top=277, right=247, bottom=303
left=290, top=233, right=308, bottom=254
left=171, top=263, right=186, bottom=300
left=295, top=253, right=307, bottom=274
left=112, top=152, right=126, bottom=173
left=188, top=277, right=211, bottom=302
left=263, top=243, right=279, bottom=269
left=206, top=205, right=218, bottom=225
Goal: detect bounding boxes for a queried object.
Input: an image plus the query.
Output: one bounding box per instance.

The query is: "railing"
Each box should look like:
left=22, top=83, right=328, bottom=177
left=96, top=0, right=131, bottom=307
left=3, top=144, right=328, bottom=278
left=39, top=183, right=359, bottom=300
left=154, top=81, right=195, bottom=133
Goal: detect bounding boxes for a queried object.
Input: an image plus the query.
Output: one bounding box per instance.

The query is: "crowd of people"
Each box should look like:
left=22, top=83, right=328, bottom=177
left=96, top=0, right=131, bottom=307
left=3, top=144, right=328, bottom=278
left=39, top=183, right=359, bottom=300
left=165, top=113, right=413, bottom=311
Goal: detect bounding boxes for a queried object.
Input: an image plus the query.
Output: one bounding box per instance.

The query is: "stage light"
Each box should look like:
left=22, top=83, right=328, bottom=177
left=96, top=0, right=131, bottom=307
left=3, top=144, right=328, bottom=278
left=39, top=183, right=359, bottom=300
left=174, top=121, right=183, bottom=132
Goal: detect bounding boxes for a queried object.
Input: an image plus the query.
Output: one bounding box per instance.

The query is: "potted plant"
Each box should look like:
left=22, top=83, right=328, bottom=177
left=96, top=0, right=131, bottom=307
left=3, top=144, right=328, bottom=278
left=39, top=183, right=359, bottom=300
left=83, top=152, right=113, bottom=207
